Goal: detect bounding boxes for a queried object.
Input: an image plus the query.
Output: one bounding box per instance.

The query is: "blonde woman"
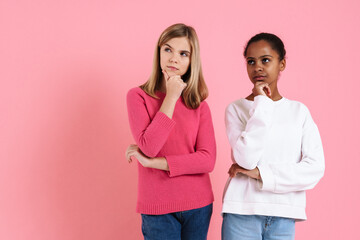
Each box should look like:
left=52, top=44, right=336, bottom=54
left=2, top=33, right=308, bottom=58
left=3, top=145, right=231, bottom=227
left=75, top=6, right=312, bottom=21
left=125, top=23, right=216, bottom=240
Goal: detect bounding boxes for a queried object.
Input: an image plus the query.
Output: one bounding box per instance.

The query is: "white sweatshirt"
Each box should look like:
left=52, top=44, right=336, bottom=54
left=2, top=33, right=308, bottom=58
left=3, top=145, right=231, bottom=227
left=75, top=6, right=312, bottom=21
left=222, top=95, right=325, bottom=220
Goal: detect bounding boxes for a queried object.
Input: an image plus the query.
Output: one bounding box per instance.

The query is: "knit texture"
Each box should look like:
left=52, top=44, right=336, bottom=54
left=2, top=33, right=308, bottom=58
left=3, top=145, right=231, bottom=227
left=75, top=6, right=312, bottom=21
left=127, top=87, right=216, bottom=215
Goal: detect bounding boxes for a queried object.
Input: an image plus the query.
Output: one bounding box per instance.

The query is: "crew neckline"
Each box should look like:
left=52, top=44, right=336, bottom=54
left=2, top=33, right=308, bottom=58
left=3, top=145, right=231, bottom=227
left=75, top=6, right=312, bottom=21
left=244, top=96, right=286, bottom=104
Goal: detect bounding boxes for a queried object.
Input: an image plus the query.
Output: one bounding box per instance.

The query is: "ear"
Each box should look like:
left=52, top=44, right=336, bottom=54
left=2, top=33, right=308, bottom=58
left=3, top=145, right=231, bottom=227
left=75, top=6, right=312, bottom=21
left=280, top=59, right=286, bottom=71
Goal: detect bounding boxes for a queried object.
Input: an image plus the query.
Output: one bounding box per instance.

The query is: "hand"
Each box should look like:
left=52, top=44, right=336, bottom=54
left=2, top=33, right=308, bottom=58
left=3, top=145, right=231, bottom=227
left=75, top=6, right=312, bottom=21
left=163, top=70, right=187, bottom=101
left=125, top=144, right=151, bottom=168
left=252, top=81, right=271, bottom=98
left=125, top=144, right=169, bottom=171
left=228, top=163, right=261, bottom=180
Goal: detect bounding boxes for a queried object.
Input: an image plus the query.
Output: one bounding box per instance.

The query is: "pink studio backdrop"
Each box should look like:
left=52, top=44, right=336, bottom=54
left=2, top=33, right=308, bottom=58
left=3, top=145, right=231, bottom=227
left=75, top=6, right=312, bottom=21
left=1, top=0, right=359, bottom=239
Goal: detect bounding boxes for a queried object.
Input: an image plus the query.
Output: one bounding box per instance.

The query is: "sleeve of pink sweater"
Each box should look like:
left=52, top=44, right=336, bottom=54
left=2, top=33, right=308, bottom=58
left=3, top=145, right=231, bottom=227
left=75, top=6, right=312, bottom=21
left=165, top=102, right=216, bottom=177
left=127, top=88, right=176, bottom=157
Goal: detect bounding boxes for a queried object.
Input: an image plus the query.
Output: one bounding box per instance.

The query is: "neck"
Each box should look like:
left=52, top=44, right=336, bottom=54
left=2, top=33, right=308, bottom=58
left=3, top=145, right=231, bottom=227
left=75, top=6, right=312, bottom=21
left=270, top=88, right=282, bottom=101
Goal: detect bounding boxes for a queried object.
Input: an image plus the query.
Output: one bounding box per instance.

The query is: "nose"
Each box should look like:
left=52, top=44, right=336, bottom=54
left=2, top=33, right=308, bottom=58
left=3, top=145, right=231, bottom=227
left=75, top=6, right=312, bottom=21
left=254, top=61, right=263, bottom=72
left=169, top=53, right=179, bottom=63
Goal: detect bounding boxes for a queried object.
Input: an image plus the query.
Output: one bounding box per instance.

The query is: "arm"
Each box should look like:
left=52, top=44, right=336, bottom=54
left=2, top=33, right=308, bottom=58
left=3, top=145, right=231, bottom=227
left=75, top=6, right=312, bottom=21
left=126, top=144, right=169, bottom=171
left=126, top=102, right=216, bottom=175
left=226, top=95, right=275, bottom=170
left=127, top=88, right=176, bottom=157
left=126, top=73, right=186, bottom=157
left=228, top=163, right=261, bottom=179
left=257, top=107, right=325, bottom=193
left=165, top=102, right=216, bottom=177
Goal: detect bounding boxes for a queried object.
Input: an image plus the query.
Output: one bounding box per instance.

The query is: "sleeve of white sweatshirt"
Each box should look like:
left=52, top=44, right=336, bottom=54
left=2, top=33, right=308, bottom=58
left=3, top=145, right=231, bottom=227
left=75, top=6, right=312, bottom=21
left=257, top=106, right=325, bottom=193
left=225, top=95, right=275, bottom=170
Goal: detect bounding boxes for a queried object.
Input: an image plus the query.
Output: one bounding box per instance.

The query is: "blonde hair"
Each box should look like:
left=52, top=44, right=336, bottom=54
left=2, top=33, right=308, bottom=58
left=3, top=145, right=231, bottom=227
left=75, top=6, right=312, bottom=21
left=140, top=23, right=208, bottom=109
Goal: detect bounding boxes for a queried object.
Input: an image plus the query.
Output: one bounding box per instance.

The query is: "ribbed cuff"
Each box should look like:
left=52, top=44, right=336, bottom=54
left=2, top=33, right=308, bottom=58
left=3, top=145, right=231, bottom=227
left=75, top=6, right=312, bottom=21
left=165, top=155, right=182, bottom=177
left=152, top=111, right=176, bottom=130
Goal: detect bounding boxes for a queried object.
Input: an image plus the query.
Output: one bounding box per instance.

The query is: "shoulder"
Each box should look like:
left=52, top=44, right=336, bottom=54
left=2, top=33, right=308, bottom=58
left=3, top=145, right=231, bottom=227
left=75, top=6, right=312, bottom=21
left=126, top=87, right=151, bottom=108
left=226, top=98, right=249, bottom=114
left=127, top=87, right=154, bottom=102
left=198, top=100, right=211, bottom=114
left=127, top=87, right=145, bottom=98
left=283, top=98, right=316, bottom=128
left=284, top=98, right=311, bottom=115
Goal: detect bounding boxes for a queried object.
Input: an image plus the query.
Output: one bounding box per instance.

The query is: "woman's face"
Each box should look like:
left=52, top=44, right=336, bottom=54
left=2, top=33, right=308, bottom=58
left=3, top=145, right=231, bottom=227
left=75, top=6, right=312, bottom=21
left=160, top=37, right=191, bottom=78
left=245, top=40, right=286, bottom=86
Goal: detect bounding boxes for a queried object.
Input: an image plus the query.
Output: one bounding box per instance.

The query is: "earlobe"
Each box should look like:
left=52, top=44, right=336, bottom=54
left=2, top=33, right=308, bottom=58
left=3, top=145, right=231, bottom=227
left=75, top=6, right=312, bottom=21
left=280, top=59, right=286, bottom=71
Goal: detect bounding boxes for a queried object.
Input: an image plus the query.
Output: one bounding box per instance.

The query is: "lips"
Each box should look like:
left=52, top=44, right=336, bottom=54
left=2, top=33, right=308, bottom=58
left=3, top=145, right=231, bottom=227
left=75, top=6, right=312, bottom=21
left=167, top=66, right=179, bottom=71
left=253, top=75, right=266, bottom=81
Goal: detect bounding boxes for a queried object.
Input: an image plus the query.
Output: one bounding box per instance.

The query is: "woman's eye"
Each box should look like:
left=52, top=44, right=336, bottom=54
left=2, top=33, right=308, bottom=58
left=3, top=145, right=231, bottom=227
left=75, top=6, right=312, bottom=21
left=247, top=60, right=255, bottom=65
left=164, top=48, right=171, bottom=52
left=180, top=52, right=189, bottom=57
left=262, top=58, right=270, bottom=63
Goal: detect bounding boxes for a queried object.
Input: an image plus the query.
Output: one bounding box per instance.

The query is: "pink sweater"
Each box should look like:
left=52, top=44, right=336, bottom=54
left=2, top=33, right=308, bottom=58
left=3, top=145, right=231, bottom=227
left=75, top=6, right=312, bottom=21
left=127, top=87, right=216, bottom=215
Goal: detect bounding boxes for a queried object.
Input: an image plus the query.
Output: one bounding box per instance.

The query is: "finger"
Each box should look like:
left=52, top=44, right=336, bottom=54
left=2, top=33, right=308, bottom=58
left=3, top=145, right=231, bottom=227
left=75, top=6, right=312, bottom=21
left=126, top=153, right=131, bottom=162
left=125, top=147, right=131, bottom=158
left=128, top=144, right=138, bottom=152
left=126, top=149, right=137, bottom=161
left=126, top=151, right=132, bottom=162
left=229, top=164, right=236, bottom=171
left=264, top=85, right=271, bottom=97
left=231, top=169, right=238, bottom=177
left=168, top=75, right=180, bottom=82
left=228, top=166, right=237, bottom=177
left=129, top=156, right=136, bottom=163
left=257, top=83, right=267, bottom=90
left=126, top=144, right=135, bottom=152
left=162, top=70, right=170, bottom=81
left=181, top=83, right=187, bottom=90
left=125, top=148, right=133, bottom=158
left=254, top=84, right=268, bottom=96
left=230, top=171, right=239, bottom=178
left=129, top=144, right=138, bottom=148
left=133, top=144, right=139, bottom=151
left=129, top=155, right=137, bottom=163
left=267, top=87, right=271, bottom=97
left=176, top=75, right=182, bottom=81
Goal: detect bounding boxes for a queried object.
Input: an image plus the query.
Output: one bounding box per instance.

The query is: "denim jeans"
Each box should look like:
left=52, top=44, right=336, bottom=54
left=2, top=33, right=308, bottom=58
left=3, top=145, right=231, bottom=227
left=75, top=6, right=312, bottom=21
left=221, top=213, right=295, bottom=240
left=141, top=204, right=213, bottom=240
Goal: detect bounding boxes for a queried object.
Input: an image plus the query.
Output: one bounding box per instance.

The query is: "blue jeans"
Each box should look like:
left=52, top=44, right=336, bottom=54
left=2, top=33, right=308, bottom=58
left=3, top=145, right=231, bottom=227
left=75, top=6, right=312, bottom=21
left=222, top=213, right=295, bottom=240
left=141, top=204, right=213, bottom=240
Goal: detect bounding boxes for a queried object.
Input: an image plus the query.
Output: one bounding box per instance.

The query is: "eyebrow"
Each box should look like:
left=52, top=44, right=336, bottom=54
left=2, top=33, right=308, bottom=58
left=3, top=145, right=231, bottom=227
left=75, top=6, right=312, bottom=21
left=247, top=55, right=273, bottom=59
left=164, top=43, right=191, bottom=54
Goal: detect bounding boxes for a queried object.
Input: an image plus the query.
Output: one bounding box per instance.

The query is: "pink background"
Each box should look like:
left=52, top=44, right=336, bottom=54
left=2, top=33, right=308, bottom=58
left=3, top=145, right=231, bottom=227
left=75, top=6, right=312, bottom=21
left=1, top=0, right=359, bottom=239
